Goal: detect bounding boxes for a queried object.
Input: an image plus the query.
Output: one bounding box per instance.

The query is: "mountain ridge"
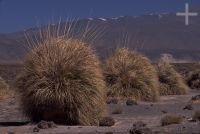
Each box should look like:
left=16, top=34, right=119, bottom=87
left=1, top=8, right=200, bottom=63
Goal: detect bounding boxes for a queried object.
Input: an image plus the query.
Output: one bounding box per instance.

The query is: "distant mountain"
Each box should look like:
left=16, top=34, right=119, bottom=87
left=1, top=7, right=200, bottom=63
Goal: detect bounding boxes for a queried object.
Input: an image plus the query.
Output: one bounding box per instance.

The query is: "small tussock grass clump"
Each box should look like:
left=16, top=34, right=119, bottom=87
left=0, top=77, right=13, bottom=100
left=157, top=62, right=189, bottom=95
left=104, top=48, right=159, bottom=101
left=112, top=107, right=122, bottom=114
left=16, top=38, right=106, bottom=125
left=161, top=114, right=183, bottom=126
left=187, top=70, right=200, bottom=90
left=193, top=110, right=200, bottom=121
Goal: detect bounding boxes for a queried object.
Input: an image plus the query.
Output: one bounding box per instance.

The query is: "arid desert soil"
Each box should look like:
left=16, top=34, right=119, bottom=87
left=0, top=90, right=200, bottom=134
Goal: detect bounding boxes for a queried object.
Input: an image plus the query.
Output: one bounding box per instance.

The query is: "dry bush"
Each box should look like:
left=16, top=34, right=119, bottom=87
left=161, top=114, right=183, bottom=126
left=104, top=48, right=159, bottom=102
left=187, top=70, right=200, bottom=90
left=16, top=38, right=106, bottom=125
left=157, top=62, right=189, bottom=95
left=0, top=77, right=13, bottom=100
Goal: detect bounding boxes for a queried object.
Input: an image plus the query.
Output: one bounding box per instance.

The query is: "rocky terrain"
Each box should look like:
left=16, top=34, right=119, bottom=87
left=0, top=90, right=200, bottom=134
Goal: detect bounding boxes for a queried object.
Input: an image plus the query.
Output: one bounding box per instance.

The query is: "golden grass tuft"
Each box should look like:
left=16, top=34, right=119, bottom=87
left=157, top=62, right=189, bottom=95
left=16, top=38, right=106, bottom=125
left=0, top=77, right=13, bottom=100
left=161, top=114, right=183, bottom=126
left=104, top=48, right=159, bottom=102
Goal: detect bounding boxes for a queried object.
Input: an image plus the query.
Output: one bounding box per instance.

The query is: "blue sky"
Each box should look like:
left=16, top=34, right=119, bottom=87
left=0, top=0, right=200, bottom=33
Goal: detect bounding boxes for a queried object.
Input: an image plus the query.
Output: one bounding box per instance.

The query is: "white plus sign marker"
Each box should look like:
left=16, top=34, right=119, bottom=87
left=176, top=3, right=198, bottom=25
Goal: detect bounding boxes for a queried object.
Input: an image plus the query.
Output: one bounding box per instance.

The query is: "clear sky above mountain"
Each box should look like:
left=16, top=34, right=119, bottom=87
left=0, top=0, right=200, bottom=33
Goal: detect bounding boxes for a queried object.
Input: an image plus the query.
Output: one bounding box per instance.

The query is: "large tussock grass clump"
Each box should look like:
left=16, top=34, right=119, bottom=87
left=16, top=38, right=106, bottom=125
left=0, top=77, right=13, bottom=100
left=157, top=62, right=189, bottom=95
left=104, top=48, right=159, bottom=101
left=187, top=70, right=200, bottom=90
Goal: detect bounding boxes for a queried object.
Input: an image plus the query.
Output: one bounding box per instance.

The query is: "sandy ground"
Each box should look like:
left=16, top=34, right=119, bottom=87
left=0, top=91, right=200, bottom=134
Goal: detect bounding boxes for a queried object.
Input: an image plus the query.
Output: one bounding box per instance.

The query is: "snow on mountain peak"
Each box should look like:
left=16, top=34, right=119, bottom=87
left=111, top=17, right=119, bottom=20
left=88, top=18, right=94, bottom=20
left=98, top=18, right=107, bottom=21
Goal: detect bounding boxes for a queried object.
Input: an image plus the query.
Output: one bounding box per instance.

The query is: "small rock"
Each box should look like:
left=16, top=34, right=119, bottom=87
left=130, top=121, right=153, bottom=134
left=183, top=104, right=193, bottom=110
left=105, top=132, right=113, bottom=134
left=187, top=118, right=196, bottom=122
left=37, top=120, right=57, bottom=129
left=7, top=132, right=15, bottom=134
left=191, top=95, right=200, bottom=101
left=126, top=99, right=137, bottom=106
left=132, top=121, right=146, bottom=128
left=99, top=117, right=115, bottom=127
left=150, top=104, right=154, bottom=107
left=37, top=120, right=49, bottom=129
left=48, top=121, right=57, bottom=128
left=33, top=127, right=40, bottom=133
left=161, top=110, right=168, bottom=114
left=182, top=115, right=186, bottom=119
left=153, top=131, right=162, bottom=134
